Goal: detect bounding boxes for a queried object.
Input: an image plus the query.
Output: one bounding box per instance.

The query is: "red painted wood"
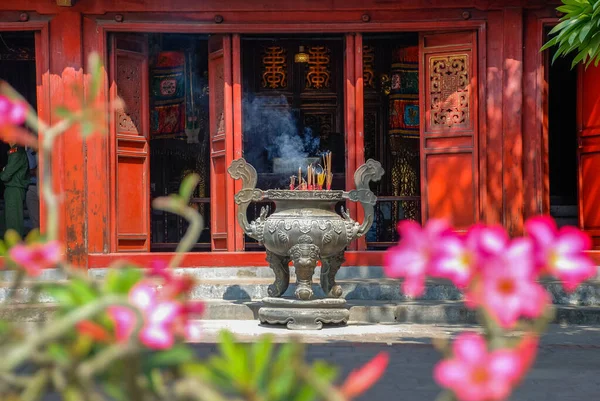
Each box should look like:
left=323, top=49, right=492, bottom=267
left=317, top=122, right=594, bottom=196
left=87, top=250, right=388, bottom=268
left=208, top=35, right=235, bottom=251
left=344, top=33, right=357, bottom=251
left=577, top=64, right=600, bottom=248
left=49, top=11, right=87, bottom=263
left=523, top=12, right=547, bottom=219
left=502, top=7, right=524, bottom=235
left=109, top=34, right=151, bottom=252
left=232, top=34, right=244, bottom=251
left=419, top=31, right=479, bottom=230
left=354, top=33, right=367, bottom=251
left=0, top=0, right=551, bottom=14
left=84, top=17, right=110, bottom=255
left=484, top=11, right=504, bottom=225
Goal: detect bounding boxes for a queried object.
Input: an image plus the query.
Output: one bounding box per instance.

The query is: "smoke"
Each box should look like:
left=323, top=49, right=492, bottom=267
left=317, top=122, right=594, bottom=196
left=242, top=95, right=321, bottom=182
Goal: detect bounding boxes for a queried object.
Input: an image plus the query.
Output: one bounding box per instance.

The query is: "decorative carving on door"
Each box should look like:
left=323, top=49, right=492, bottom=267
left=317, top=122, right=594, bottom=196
left=304, top=113, right=333, bottom=137
left=306, top=46, right=331, bottom=89
left=262, top=46, right=287, bottom=89
left=430, top=54, right=469, bottom=128
left=116, top=57, right=142, bottom=134
left=363, top=45, right=375, bottom=89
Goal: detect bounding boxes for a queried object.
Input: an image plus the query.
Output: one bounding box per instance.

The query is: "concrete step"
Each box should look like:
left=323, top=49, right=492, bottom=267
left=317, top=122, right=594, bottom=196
left=1, top=277, right=599, bottom=305
left=2, top=300, right=600, bottom=326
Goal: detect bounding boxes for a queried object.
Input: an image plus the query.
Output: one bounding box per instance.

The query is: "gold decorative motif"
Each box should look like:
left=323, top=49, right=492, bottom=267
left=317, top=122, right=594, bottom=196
left=363, top=45, right=375, bottom=88
left=262, top=46, right=287, bottom=89
left=306, top=46, right=331, bottom=89
left=430, top=54, right=469, bottom=128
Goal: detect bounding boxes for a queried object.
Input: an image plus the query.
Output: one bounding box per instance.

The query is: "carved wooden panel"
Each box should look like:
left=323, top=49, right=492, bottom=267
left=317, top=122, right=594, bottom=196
left=303, top=112, right=334, bottom=137
left=116, top=56, right=143, bottom=135
left=306, top=46, right=331, bottom=89
left=420, top=31, right=477, bottom=230
left=429, top=54, right=469, bottom=129
left=262, top=46, right=287, bottom=89
left=363, top=45, right=375, bottom=89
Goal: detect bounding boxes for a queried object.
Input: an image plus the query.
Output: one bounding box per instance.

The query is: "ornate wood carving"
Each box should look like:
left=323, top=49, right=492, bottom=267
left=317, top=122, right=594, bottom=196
left=363, top=45, right=375, bottom=89
left=262, top=46, right=287, bottom=89
left=116, top=57, right=142, bottom=134
left=304, top=113, right=333, bottom=137
left=306, top=46, right=331, bottom=89
left=430, top=54, right=469, bottom=128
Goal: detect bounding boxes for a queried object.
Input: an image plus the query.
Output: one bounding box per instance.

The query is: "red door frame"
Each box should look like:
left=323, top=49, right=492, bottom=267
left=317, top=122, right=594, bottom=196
left=83, top=17, right=487, bottom=268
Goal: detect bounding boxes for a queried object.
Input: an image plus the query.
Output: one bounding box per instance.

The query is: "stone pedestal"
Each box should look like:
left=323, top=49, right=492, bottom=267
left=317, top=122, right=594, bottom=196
left=258, top=297, right=350, bottom=330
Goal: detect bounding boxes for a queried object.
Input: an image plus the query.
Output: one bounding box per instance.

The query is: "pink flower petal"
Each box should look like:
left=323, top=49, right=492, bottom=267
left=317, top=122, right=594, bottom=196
left=555, top=227, right=592, bottom=254
left=9, top=101, right=27, bottom=125
left=129, top=282, right=156, bottom=311
left=184, top=320, right=202, bottom=342
left=525, top=216, right=557, bottom=248
left=433, top=359, right=465, bottom=389
left=148, top=301, right=182, bottom=325
left=453, top=333, right=488, bottom=366
left=140, top=325, right=174, bottom=350
left=402, top=276, right=425, bottom=297
left=108, top=306, right=137, bottom=342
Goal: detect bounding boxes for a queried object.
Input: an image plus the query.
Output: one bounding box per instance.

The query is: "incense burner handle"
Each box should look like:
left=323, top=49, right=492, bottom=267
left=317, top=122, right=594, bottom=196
left=228, top=158, right=266, bottom=242
left=343, top=159, right=385, bottom=240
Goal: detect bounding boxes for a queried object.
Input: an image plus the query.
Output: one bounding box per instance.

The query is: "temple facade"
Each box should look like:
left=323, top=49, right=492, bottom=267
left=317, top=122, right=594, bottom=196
left=1, top=0, right=598, bottom=268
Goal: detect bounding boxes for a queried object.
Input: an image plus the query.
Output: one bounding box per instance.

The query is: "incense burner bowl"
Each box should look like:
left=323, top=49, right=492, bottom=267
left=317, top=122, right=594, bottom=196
left=228, top=158, right=384, bottom=301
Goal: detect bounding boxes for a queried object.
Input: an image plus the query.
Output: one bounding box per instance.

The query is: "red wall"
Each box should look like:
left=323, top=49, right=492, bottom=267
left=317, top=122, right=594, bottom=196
left=0, top=1, right=562, bottom=267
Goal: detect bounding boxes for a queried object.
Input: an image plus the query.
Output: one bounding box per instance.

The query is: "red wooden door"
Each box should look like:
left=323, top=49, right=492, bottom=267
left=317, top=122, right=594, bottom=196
left=208, top=35, right=235, bottom=251
left=109, top=34, right=151, bottom=252
left=419, top=31, right=479, bottom=230
left=578, top=65, right=600, bottom=247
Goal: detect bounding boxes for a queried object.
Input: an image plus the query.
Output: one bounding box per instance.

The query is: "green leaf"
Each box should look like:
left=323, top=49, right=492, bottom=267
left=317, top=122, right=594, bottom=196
left=251, top=335, right=274, bottom=388
left=0, top=240, right=7, bottom=256
left=541, top=35, right=560, bottom=51
left=47, top=343, right=71, bottom=365
left=68, top=277, right=98, bottom=305
left=179, top=173, right=200, bottom=202
left=4, top=230, right=21, bottom=248
left=80, top=119, right=95, bottom=138
left=580, top=21, right=594, bottom=42
left=103, top=267, right=143, bottom=294
left=54, top=105, right=74, bottom=120
left=145, top=344, right=195, bottom=369
left=102, top=382, right=128, bottom=401
left=44, top=284, right=76, bottom=307
left=216, top=330, right=250, bottom=386
left=87, top=53, right=103, bottom=102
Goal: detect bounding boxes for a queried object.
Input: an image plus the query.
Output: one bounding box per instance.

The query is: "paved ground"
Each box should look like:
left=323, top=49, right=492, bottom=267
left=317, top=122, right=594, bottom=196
left=193, top=321, right=600, bottom=401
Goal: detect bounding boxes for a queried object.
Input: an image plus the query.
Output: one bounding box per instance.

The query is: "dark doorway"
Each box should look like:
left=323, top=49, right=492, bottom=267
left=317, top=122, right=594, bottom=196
left=546, top=29, right=579, bottom=227
left=0, top=31, right=37, bottom=234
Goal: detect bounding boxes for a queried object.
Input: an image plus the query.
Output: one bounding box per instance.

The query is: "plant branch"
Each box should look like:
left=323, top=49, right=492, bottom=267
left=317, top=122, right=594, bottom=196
left=152, top=198, right=204, bottom=269
left=0, top=295, right=137, bottom=373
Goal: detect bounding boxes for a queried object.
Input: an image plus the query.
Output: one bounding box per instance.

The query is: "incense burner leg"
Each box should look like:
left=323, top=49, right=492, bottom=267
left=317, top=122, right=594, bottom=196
left=266, top=250, right=290, bottom=298
left=289, top=244, right=320, bottom=301
left=320, top=252, right=344, bottom=298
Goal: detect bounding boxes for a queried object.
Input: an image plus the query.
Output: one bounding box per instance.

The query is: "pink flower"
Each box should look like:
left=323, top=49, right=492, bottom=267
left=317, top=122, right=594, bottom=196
left=0, top=95, right=27, bottom=126
left=340, top=352, right=389, bottom=399
left=384, top=219, right=451, bottom=297
left=525, top=216, right=596, bottom=292
left=9, top=241, right=63, bottom=276
left=431, top=225, right=510, bottom=289
left=108, top=279, right=202, bottom=349
left=468, top=238, right=549, bottom=328
left=434, top=332, right=522, bottom=401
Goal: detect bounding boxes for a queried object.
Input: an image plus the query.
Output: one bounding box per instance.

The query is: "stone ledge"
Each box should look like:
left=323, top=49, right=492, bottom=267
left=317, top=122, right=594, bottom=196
left=2, top=300, right=600, bottom=326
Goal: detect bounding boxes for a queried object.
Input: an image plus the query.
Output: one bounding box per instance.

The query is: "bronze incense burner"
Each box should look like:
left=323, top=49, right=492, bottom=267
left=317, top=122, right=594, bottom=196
left=228, top=158, right=384, bottom=329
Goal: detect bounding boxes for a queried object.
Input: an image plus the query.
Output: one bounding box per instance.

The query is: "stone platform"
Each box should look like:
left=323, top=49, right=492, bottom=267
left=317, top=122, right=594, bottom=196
left=1, top=266, right=599, bottom=326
